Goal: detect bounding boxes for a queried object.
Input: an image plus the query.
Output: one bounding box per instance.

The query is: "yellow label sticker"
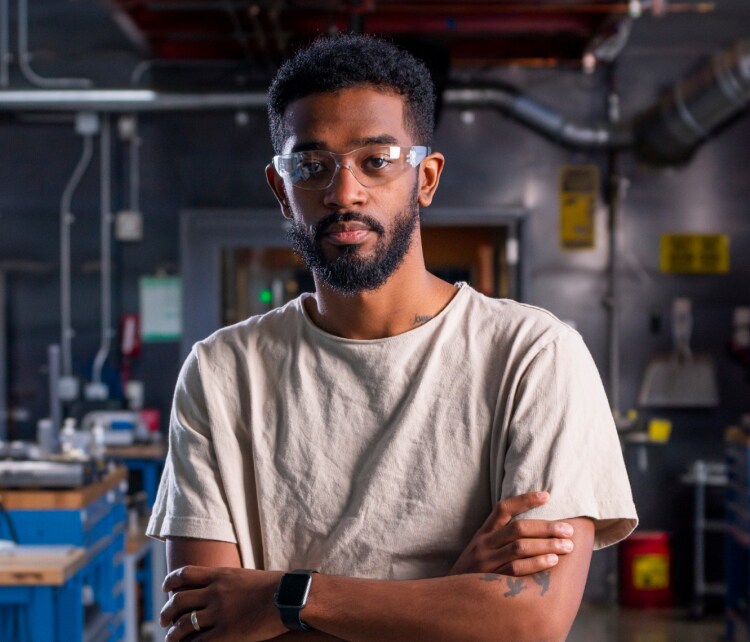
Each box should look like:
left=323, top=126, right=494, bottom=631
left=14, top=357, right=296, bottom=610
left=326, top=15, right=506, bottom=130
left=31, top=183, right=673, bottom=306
left=633, top=554, right=669, bottom=589
left=660, top=234, right=730, bottom=274
left=560, top=165, right=599, bottom=250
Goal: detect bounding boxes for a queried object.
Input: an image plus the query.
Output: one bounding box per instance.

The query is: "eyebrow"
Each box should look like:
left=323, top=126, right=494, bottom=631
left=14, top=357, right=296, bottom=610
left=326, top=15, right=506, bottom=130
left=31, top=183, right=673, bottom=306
left=290, top=134, right=400, bottom=154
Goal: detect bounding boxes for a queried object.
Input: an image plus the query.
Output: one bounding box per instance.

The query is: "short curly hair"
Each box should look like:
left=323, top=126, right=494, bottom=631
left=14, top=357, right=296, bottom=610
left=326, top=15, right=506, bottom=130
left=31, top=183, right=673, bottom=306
left=268, top=33, right=436, bottom=153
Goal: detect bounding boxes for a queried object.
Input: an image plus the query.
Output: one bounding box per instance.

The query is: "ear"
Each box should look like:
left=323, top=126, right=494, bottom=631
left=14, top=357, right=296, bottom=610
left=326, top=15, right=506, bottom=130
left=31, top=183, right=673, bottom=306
left=266, top=164, right=292, bottom=219
left=417, top=152, right=445, bottom=208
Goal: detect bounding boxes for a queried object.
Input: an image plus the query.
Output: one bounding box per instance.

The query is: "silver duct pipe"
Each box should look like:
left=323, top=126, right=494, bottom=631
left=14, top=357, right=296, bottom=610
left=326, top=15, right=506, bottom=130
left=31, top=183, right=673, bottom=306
left=60, top=124, right=95, bottom=378
left=91, top=115, right=112, bottom=387
left=17, top=0, right=92, bottom=88
left=443, top=87, right=634, bottom=150
left=0, top=89, right=268, bottom=111
left=1, top=0, right=9, bottom=88
left=634, top=38, right=750, bottom=165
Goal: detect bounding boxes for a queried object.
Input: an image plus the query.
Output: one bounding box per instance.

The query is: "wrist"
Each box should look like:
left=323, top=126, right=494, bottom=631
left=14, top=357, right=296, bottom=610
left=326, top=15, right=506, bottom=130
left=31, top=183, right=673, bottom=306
left=275, top=569, right=319, bottom=632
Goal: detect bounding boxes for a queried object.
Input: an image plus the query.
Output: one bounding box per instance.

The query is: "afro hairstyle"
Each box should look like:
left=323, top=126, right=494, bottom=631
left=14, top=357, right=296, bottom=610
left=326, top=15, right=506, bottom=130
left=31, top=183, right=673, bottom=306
left=267, top=33, right=436, bottom=154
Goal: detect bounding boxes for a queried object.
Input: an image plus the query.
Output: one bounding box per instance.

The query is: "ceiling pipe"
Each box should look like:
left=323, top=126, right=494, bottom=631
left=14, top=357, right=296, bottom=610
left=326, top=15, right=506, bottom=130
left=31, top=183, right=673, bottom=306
left=444, top=85, right=633, bottom=149
left=17, top=0, right=93, bottom=88
left=0, top=39, right=747, bottom=165
left=0, top=89, right=268, bottom=111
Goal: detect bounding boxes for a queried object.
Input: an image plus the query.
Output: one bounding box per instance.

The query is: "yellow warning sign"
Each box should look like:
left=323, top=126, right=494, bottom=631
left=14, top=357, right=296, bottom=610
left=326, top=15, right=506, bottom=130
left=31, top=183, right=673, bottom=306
left=633, top=553, right=670, bottom=590
left=560, top=165, right=599, bottom=250
left=660, top=234, right=730, bottom=274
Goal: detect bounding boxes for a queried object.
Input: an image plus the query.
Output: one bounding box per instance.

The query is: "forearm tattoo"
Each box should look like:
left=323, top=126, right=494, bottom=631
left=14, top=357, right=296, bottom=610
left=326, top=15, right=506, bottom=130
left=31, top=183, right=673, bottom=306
left=480, top=571, right=552, bottom=598
left=532, top=570, right=551, bottom=596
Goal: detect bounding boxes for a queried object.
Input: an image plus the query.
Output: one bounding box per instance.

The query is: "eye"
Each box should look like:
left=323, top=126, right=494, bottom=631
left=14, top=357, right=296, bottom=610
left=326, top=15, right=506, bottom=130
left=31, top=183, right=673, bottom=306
left=300, top=160, right=325, bottom=175
left=363, top=155, right=392, bottom=171
left=295, top=154, right=331, bottom=181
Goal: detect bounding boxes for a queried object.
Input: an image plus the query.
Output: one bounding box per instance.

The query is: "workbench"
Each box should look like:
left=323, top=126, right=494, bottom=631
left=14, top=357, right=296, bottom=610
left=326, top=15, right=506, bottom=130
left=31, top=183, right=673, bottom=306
left=105, top=443, right=166, bottom=508
left=106, top=443, right=168, bottom=641
left=0, top=466, right=128, bottom=641
left=0, top=546, right=86, bottom=641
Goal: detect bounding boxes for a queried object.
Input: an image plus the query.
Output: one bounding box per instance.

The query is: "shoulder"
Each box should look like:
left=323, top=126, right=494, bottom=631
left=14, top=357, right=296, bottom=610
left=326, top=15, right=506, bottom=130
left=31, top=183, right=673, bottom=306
left=186, top=294, right=308, bottom=373
left=452, top=284, right=580, bottom=355
left=202, top=295, right=306, bottom=348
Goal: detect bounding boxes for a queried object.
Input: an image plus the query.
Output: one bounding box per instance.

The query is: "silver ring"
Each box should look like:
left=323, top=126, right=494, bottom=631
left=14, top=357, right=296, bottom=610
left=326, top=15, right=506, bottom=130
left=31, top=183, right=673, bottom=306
left=190, top=610, right=200, bottom=632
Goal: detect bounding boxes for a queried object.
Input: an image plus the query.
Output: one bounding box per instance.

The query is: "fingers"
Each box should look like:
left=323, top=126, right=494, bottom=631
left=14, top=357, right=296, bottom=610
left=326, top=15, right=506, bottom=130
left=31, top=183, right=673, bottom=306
left=165, top=607, right=213, bottom=642
left=489, top=536, right=574, bottom=576
left=486, top=519, right=574, bottom=549
left=495, top=554, right=563, bottom=577
left=163, top=565, right=214, bottom=594
left=160, top=587, right=210, bottom=628
left=484, top=492, right=549, bottom=531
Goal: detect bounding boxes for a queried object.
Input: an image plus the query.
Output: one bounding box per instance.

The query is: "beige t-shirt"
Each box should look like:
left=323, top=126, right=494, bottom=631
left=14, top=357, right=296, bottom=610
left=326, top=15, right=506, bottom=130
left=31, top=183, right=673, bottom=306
left=147, top=283, right=637, bottom=579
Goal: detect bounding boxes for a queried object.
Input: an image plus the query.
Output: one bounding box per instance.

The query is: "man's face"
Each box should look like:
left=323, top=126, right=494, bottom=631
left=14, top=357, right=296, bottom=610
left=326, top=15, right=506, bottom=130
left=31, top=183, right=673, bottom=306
left=271, top=86, right=425, bottom=295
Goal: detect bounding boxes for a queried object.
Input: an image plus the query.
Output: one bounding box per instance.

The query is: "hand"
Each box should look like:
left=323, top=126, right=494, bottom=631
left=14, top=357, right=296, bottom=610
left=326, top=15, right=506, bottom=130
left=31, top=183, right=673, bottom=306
left=160, top=566, right=286, bottom=641
left=448, top=491, right=574, bottom=576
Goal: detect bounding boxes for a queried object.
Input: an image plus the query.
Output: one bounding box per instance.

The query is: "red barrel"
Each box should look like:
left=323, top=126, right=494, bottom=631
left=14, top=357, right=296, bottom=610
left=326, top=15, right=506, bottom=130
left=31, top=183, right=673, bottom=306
left=619, top=531, right=672, bottom=608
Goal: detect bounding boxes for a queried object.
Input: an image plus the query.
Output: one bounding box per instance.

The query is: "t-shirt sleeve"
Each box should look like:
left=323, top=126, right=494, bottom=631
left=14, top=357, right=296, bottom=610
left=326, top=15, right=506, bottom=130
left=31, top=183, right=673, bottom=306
left=146, top=347, right=237, bottom=543
left=499, top=329, right=638, bottom=549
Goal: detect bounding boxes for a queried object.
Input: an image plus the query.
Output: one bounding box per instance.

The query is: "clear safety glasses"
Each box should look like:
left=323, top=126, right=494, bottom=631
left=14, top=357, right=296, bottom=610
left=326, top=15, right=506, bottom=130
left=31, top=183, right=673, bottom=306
left=272, top=145, right=431, bottom=191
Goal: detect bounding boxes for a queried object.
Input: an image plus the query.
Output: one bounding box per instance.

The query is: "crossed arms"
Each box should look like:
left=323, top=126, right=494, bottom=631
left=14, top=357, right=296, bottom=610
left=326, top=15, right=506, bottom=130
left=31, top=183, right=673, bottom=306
left=160, top=493, right=595, bottom=641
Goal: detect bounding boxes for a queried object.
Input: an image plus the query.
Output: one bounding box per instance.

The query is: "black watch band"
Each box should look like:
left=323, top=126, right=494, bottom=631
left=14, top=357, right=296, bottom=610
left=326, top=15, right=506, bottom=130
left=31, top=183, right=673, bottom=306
left=274, top=569, right=318, bottom=632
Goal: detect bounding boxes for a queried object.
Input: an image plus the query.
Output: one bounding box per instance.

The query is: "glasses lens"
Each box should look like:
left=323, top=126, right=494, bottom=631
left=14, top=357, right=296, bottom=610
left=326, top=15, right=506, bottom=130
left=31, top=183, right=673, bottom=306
left=275, top=146, right=429, bottom=191
left=293, top=151, right=335, bottom=190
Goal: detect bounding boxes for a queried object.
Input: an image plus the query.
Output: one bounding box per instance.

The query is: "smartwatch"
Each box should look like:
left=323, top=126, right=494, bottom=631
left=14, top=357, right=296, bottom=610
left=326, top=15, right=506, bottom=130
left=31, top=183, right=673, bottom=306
left=274, top=569, right=318, bottom=632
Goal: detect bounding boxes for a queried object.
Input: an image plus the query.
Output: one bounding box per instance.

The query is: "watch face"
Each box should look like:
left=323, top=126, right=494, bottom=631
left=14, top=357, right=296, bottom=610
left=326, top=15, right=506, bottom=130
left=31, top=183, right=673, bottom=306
left=275, top=573, right=312, bottom=607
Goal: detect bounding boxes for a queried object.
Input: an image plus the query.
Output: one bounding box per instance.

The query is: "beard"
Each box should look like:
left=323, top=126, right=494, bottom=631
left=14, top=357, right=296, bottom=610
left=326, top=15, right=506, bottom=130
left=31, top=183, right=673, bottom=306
left=286, top=185, right=421, bottom=295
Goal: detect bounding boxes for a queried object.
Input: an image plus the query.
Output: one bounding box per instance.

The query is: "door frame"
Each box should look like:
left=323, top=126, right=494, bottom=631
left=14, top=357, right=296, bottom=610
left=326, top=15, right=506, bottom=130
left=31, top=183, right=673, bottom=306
left=180, top=206, right=528, bottom=358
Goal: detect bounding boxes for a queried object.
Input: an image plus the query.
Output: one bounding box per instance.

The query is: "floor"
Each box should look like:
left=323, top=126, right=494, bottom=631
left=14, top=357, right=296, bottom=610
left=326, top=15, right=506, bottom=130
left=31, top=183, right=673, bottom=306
left=569, top=604, right=729, bottom=642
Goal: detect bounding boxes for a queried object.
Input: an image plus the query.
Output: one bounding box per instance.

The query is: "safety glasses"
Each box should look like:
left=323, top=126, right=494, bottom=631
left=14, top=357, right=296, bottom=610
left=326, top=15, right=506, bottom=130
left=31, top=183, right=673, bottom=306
left=272, top=145, right=430, bottom=191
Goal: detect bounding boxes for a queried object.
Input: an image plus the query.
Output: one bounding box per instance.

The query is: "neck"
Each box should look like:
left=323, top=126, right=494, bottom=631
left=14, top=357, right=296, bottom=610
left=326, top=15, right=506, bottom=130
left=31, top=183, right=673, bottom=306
left=304, top=248, right=457, bottom=340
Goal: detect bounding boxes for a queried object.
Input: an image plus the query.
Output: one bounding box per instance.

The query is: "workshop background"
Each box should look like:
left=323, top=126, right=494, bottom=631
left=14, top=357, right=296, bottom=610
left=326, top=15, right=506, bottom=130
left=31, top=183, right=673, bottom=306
left=1, top=1, right=749, bottom=641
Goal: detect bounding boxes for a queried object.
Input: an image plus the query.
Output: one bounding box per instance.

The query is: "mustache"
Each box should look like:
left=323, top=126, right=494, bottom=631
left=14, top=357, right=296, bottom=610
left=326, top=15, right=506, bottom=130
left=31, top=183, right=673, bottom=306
left=314, top=212, right=385, bottom=240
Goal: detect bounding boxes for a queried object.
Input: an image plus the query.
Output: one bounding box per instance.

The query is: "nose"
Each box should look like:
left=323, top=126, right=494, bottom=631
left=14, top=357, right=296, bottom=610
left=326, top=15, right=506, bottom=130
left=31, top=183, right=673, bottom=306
left=322, top=162, right=367, bottom=210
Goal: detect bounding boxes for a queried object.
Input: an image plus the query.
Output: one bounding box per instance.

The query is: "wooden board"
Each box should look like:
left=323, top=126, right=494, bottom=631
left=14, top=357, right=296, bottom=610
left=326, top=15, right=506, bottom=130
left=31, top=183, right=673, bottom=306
left=0, top=466, right=127, bottom=510
left=0, top=546, right=86, bottom=586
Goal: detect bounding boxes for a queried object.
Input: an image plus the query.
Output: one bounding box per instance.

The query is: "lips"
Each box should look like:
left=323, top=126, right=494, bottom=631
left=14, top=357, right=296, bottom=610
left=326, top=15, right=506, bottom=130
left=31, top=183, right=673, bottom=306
left=325, top=222, right=371, bottom=233
left=321, top=221, right=374, bottom=245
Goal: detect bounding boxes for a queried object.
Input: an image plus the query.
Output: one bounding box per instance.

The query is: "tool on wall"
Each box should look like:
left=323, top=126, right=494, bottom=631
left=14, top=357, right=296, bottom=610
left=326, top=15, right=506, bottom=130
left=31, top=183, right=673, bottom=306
left=638, top=297, right=719, bottom=408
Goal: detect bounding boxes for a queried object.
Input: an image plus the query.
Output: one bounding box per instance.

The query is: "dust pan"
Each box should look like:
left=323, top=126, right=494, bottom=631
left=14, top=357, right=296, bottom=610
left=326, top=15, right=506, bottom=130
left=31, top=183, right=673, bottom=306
left=638, top=298, right=719, bottom=408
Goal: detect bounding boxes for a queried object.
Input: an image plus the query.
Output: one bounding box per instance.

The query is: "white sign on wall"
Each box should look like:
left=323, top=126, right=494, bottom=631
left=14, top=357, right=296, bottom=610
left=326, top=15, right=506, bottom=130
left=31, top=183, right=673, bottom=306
left=140, top=276, right=182, bottom=341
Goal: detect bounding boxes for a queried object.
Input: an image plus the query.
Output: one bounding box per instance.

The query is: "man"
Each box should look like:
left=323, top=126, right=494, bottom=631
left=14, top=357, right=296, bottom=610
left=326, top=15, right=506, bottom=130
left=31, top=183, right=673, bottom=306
left=148, top=34, right=637, bottom=641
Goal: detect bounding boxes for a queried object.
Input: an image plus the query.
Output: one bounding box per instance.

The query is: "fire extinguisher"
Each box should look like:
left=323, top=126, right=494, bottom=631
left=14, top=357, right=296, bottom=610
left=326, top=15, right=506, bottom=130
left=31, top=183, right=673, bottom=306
left=119, top=313, right=141, bottom=388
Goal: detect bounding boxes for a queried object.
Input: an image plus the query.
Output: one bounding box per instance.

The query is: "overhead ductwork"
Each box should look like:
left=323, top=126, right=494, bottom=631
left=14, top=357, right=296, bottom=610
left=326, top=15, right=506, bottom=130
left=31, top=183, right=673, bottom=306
left=633, top=39, right=750, bottom=165
left=444, top=38, right=750, bottom=164
left=0, top=40, right=748, bottom=167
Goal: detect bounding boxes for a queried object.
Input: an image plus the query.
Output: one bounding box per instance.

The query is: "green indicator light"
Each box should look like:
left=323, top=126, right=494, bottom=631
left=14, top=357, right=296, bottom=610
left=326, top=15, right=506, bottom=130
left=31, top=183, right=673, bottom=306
left=259, top=289, right=272, bottom=304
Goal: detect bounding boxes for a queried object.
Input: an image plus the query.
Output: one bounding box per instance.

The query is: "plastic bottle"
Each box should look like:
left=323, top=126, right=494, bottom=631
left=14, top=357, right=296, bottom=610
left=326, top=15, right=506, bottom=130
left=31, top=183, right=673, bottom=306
left=60, top=418, right=77, bottom=455
left=36, top=418, right=55, bottom=456
left=91, top=423, right=106, bottom=461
